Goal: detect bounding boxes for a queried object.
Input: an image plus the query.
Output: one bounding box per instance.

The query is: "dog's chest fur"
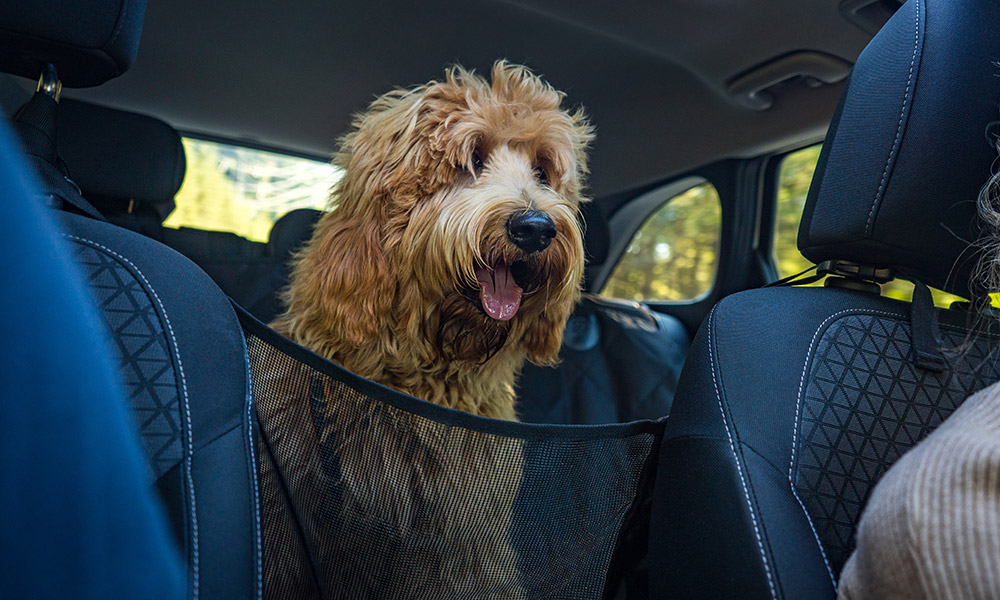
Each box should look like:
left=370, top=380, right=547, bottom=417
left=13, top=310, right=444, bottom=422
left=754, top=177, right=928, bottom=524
left=327, top=332, right=526, bottom=421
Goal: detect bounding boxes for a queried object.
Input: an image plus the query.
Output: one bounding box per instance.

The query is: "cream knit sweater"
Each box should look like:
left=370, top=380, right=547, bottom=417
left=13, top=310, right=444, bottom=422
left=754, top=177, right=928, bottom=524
left=838, top=381, right=1000, bottom=599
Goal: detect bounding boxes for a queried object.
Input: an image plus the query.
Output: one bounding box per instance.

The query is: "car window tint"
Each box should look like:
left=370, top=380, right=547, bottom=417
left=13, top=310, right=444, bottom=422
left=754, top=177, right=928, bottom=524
left=601, top=182, right=721, bottom=302
left=775, top=144, right=967, bottom=307
left=165, top=138, right=339, bottom=241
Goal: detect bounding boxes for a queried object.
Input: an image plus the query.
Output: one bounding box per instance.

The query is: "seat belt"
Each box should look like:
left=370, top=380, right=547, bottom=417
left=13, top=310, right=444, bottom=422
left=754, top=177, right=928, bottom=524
left=11, top=67, right=105, bottom=221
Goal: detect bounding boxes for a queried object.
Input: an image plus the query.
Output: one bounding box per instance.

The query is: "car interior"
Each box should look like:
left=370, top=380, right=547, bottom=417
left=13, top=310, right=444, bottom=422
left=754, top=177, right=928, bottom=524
left=4, top=0, right=1000, bottom=598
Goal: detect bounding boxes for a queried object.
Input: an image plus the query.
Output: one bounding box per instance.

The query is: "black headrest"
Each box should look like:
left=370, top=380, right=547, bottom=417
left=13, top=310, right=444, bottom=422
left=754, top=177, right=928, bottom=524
left=799, top=0, right=1000, bottom=298
left=57, top=99, right=185, bottom=220
left=581, top=201, right=610, bottom=291
left=0, top=0, right=146, bottom=87
left=270, top=209, right=323, bottom=256
left=581, top=201, right=610, bottom=270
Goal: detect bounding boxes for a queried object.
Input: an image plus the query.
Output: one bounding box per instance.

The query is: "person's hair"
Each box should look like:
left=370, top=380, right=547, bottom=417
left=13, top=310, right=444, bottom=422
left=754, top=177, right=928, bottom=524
left=976, top=137, right=1000, bottom=308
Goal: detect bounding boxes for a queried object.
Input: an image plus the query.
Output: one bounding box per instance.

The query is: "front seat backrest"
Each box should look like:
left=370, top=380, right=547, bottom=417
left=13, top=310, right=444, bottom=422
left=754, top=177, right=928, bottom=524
left=647, top=0, right=1000, bottom=598
left=1, top=2, right=262, bottom=598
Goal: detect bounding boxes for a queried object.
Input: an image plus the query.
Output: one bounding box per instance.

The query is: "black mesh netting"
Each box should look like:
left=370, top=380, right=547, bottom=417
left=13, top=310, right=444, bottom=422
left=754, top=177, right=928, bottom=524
left=239, top=313, right=665, bottom=600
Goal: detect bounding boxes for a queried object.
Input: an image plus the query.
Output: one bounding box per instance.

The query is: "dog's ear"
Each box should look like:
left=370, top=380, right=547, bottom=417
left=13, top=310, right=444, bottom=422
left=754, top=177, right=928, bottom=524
left=521, top=298, right=576, bottom=367
left=334, top=80, right=472, bottom=214
left=279, top=213, right=393, bottom=350
left=521, top=267, right=583, bottom=367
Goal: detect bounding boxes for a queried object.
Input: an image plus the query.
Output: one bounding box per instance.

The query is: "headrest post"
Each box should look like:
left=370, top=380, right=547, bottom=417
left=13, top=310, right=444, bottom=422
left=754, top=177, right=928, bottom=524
left=35, top=64, right=62, bottom=102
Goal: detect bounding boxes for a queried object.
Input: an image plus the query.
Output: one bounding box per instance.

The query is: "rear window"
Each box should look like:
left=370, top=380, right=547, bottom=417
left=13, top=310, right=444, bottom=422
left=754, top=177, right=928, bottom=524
left=164, top=138, right=339, bottom=242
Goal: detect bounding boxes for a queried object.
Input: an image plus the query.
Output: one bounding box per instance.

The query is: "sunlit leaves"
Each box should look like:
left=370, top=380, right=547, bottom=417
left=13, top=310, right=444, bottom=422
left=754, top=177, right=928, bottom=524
left=602, top=183, right=721, bottom=302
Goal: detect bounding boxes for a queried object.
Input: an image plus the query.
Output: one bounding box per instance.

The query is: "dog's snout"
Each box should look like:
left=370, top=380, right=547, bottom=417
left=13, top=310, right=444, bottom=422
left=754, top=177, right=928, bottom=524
left=507, top=210, right=557, bottom=254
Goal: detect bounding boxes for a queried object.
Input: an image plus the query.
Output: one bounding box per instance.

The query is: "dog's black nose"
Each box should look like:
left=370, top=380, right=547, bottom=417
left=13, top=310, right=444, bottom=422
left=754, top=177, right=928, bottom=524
left=507, top=210, right=557, bottom=254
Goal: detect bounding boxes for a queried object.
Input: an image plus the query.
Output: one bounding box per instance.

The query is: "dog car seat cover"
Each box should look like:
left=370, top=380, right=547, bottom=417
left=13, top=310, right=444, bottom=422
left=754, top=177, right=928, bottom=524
left=238, top=306, right=664, bottom=599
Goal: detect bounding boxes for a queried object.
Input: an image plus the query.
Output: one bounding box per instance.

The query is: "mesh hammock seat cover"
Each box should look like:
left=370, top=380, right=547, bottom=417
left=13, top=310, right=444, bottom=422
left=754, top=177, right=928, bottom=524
left=238, top=309, right=665, bottom=600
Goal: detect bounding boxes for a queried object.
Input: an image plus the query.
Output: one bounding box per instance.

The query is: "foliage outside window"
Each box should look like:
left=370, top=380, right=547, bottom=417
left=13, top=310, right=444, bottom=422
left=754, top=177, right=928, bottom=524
left=164, top=138, right=339, bottom=242
left=602, top=183, right=721, bottom=302
left=775, top=145, right=965, bottom=307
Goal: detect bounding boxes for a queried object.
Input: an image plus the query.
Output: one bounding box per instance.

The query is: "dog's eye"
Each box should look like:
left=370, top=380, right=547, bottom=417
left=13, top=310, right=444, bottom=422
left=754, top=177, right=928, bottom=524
left=471, top=151, right=484, bottom=175
left=534, top=166, right=549, bottom=186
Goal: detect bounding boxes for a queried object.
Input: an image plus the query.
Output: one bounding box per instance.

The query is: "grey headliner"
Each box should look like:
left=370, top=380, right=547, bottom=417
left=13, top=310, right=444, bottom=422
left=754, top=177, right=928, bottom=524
left=55, top=0, right=872, bottom=200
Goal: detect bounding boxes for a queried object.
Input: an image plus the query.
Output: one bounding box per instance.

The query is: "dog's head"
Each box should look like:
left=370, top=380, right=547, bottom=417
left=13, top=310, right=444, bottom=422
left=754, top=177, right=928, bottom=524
left=285, top=61, right=593, bottom=367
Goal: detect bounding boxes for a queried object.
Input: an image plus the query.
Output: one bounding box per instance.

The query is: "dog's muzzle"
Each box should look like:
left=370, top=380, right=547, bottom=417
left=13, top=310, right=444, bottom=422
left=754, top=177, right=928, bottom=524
left=507, top=210, right=556, bottom=254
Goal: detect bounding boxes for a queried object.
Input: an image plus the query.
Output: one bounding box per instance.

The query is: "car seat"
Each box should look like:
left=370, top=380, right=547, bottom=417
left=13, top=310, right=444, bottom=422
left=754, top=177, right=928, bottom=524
left=1, top=1, right=262, bottom=598
left=648, top=0, right=1000, bottom=597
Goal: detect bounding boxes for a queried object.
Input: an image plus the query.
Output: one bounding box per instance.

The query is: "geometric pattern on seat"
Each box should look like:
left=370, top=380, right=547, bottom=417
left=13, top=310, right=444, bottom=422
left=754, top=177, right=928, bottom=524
left=70, top=241, right=183, bottom=481
left=793, top=312, right=1000, bottom=574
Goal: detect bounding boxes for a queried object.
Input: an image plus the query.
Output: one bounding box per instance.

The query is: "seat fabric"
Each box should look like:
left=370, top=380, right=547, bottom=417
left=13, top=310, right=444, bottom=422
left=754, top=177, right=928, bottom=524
left=5, top=1, right=262, bottom=597
left=58, top=212, right=263, bottom=600
left=0, top=0, right=146, bottom=87
left=518, top=294, right=687, bottom=424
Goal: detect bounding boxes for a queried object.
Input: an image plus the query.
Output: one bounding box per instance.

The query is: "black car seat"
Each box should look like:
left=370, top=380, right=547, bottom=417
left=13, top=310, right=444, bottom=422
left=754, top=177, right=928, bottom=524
left=56, top=98, right=186, bottom=237
left=648, top=0, right=1000, bottom=597
left=0, top=115, right=186, bottom=600
left=1, top=2, right=262, bottom=598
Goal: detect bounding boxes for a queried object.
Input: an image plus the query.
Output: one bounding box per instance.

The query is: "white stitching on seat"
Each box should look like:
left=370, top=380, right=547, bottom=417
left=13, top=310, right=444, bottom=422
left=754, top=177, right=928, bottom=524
left=864, top=0, right=920, bottom=237
left=789, top=308, right=902, bottom=590
left=707, top=306, right=778, bottom=599
left=63, top=234, right=200, bottom=598
left=240, top=329, right=264, bottom=600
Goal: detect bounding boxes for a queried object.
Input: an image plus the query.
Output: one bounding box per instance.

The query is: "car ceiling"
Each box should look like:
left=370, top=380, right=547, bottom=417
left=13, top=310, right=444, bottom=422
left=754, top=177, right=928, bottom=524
left=56, top=0, right=875, bottom=201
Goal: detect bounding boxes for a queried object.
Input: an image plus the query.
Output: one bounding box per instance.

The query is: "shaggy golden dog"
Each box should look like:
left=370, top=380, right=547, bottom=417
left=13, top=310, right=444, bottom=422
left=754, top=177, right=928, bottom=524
left=266, top=61, right=593, bottom=598
left=273, top=60, right=592, bottom=419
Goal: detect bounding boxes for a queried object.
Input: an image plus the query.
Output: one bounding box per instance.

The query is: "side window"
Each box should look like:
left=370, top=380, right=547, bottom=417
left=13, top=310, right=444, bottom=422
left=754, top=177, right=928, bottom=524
left=165, top=138, right=340, bottom=241
left=601, top=182, right=722, bottom=302
left=773, top=145, right=820, bottom=279
left=774, top=145, right=965, bottom=306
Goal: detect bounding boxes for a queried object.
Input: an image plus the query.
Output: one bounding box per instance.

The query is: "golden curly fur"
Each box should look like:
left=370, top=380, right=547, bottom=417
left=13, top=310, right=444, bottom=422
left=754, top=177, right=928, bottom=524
left=273, top=60, right=594, bottom=420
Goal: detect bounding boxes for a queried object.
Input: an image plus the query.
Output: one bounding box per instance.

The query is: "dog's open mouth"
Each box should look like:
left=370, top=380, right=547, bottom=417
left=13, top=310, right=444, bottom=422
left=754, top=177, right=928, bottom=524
left=475, top=261, right=523, bottom=321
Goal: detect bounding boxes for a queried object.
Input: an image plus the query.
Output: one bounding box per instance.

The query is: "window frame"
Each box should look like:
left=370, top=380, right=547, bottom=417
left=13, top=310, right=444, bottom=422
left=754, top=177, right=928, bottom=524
left=597, top=175, right=722, bottom=304
left=593, top=159, right=761, bottom=336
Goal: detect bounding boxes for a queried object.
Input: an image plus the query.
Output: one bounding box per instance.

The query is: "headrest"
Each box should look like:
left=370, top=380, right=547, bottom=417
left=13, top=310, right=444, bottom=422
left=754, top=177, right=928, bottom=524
left=57, top=99, right=185, bottom=219
left=581, top=201, right=610, bottom=291
left=270, top=209, right=323, bottom=256
left=799, top=0, right=1000, bottom=298
left=0, top=0, right=146, bottom=87
left=581, top=201, right=610, bottom=270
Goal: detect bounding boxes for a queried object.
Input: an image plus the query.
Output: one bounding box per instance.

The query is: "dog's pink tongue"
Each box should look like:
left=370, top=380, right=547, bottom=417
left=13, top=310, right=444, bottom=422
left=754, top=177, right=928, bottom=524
left=475, top=264, right=522, bottom=321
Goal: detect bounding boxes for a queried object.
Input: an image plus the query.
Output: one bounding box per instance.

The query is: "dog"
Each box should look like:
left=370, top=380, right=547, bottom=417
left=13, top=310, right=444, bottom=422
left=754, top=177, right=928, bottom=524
left=267, top=61, right=593, bottom=598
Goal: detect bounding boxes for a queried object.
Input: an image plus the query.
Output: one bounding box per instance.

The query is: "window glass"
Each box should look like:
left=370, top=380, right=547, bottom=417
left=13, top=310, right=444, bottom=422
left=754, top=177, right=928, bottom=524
left=774, top=145, right=966, bottom=306
left=773, top=145, right=820, bottom=279
left=601, top=182, right=721, bottom=302
left=164, top=138, right=340, bottom=242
